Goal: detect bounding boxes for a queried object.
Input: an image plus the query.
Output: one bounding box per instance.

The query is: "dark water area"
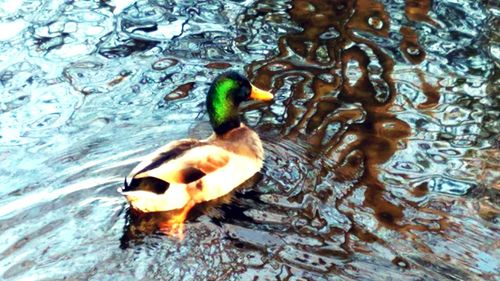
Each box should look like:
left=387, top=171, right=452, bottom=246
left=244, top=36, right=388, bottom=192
left=0, top=0, right=499, bottom=280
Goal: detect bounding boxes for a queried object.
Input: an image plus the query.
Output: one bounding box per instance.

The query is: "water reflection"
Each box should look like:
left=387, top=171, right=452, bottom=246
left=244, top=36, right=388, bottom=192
left=0, top=0, right=498, bottom=280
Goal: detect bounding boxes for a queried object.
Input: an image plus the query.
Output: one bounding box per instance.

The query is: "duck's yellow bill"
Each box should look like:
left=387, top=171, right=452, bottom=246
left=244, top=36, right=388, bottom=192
left=250, top=85, right=273, bottom=101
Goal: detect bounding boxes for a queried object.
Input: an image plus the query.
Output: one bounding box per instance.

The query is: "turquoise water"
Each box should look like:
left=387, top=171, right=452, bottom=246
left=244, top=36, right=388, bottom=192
left=0, top=0, right=498, bottom=280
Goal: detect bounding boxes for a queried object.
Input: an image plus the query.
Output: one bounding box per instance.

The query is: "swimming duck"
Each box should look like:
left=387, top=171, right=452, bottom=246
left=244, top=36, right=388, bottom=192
left=120, top=71, right=273, bottom=215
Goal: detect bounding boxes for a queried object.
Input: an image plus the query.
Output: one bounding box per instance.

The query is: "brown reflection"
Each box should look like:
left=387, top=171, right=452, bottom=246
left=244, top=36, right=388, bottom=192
left=107, top=71, right=131, bottom=87
left=405, top=0, right=437, bottom=25
left=205, top=62, right=232, bottom=69
left=164, top=81, right=194, bottom=101
left=400, top=26, right=426, bottom=64
left=246, top=0, right=444, bottom=250
left=412, top=182, right=429, bottom=197
left=348, top=0, right=391, bottom=37
left=416, top=70, right=440, bottom=109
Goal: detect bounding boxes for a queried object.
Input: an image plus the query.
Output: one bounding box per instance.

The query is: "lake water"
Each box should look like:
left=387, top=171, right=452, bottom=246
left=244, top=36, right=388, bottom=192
left=0, top=0, right=498, bottom=280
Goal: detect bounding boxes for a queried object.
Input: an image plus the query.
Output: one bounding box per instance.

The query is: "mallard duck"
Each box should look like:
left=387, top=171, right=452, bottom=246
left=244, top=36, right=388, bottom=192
left=120, top=71, right=273, bottom=215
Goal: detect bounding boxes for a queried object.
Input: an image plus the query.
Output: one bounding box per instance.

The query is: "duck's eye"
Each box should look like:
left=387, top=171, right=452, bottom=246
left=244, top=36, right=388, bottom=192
left=237, top=84, right=251, bottom=101
left=234, top=78, right=251, bottom=101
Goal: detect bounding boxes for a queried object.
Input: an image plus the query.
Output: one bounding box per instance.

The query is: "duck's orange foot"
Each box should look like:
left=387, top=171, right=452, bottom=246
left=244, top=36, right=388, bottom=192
left=160, top=219, right=185, bottom=240
left=158, top=200, right=195, bottom=240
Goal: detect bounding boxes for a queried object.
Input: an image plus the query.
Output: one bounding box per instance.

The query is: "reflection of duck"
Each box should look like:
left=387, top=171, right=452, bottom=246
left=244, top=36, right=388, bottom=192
left=120, top=72, right=273, bottom=217
left=119, top=181, right=262, bottom=248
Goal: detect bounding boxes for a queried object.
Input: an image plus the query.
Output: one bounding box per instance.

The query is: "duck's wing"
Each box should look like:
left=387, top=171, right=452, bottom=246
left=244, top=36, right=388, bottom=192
left=132, top=145, right=231, bottom=185
left=123, top=139, right=204, bottom=192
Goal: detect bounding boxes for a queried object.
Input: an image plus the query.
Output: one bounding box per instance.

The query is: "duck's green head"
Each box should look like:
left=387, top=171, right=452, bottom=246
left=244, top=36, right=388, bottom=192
left=207, top=71, right=273, bottom=135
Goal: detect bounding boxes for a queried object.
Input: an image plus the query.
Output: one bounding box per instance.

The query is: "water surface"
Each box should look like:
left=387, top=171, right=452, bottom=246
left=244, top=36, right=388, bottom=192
left=0, top=0, right=498, bottom=280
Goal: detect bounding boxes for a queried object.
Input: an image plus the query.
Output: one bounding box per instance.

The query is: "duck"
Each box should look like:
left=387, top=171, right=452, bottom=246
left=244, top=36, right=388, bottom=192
left=120, top=71, right=273, bottom=218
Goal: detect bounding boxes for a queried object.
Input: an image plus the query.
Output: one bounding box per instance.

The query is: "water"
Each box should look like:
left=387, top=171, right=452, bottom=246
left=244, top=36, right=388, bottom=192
left=0, top=0, right=498, bottom=280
